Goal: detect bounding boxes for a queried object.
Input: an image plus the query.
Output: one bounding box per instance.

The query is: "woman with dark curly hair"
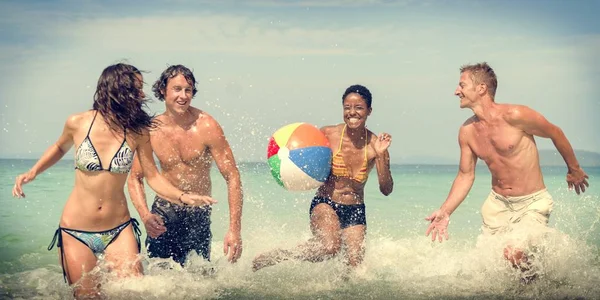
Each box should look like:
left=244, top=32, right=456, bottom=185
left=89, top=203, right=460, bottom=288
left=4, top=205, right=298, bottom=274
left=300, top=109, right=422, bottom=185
left=12, top=63, right=214, bottom=299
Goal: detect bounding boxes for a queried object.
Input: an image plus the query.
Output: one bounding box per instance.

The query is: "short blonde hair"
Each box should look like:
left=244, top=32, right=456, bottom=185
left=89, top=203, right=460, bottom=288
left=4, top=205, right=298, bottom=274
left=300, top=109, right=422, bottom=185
left=460, top=62, right=498, bottom=98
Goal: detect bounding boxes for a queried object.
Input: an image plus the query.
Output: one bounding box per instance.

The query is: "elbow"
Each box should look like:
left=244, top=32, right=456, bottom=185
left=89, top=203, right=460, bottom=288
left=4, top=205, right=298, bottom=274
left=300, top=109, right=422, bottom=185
left=128, top=172, right=144, bottom=185
left=223, top=170, right=242, bottom=185
left=461, top=172, right=475, bottom=185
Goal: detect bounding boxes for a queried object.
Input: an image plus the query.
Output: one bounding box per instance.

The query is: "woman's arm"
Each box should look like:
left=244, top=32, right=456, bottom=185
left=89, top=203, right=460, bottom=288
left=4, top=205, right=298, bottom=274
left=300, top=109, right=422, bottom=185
left=373, top=132, right=393, bottom=196
left=13, top=114, right=78, bottom=198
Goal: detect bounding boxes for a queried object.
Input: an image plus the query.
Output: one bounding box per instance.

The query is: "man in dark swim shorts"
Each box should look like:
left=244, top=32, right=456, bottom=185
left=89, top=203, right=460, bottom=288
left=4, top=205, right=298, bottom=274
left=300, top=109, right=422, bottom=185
left=128, top=65, right=243, bottom=266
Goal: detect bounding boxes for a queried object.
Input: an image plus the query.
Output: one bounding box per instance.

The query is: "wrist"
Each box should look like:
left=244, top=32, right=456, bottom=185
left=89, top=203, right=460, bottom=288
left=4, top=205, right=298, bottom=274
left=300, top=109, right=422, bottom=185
left=229, top=225, right=241, bottom=233
left=178, top=191, right=189, bottom=204
left=439, top=207, right=452, bottom=217
left=140, top=210, right=152, bottom=220
left=28, top=168, right=38, bottom=177
left=375, top=150, right=388, bottom=159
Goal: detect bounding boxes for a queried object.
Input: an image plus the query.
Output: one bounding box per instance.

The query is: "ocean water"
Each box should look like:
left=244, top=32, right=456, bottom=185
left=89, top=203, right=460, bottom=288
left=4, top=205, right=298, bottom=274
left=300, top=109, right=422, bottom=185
left=0, top=159, right=599, bottom=299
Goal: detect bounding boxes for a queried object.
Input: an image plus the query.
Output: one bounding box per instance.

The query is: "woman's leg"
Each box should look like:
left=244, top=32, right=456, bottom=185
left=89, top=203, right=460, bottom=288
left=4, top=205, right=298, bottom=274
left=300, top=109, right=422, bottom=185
left=104, top=224, right=143, bottom=278
left=252, top=203, right=342, bottom=271
left=304, top=203, right=343, bottom=260
left=341, top=225, right=366, bottom=267
left=60, top=231, right=102, bottom=299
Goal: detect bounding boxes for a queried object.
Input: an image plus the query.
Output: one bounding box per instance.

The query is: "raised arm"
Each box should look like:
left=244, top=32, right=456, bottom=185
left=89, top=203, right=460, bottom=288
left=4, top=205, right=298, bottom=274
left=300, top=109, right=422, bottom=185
left=207, top=118, right=243, bottom=262
left=134, top=131, right=217, bottom=206
left=373, top=132, right=393, bottom=196
left=13, top=114, right=77, bottom=198
left=425, top=125, right=477, bottom=242
left=507, top=105, right=589, bottom=194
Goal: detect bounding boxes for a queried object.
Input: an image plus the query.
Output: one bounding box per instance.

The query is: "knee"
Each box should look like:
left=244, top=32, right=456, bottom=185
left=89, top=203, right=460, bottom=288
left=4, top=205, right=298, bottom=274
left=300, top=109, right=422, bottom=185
left=322, top=240, right=341, bottom=256
left=503, top=246, right=527, bottom=267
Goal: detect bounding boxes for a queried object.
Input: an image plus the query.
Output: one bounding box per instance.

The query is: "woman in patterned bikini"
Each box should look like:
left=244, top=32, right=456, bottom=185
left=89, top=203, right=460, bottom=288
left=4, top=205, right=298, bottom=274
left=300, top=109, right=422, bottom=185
left=12, top=63, right=215, bottom=299
left=252, top=84, right=394, bottom=271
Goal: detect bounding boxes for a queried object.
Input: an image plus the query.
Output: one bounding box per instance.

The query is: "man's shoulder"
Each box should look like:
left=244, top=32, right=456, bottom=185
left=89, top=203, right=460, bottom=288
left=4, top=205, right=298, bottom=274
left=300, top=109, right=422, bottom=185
left=461, top=115, right=477, bottom=128
left=499, top=103, right=535, bottom=124
left=190, top=107, right=218, bottom=126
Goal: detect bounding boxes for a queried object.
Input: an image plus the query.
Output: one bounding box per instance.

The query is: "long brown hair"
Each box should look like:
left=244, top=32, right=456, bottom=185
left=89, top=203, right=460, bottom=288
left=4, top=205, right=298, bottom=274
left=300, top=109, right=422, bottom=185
left=92, top=63, right=155, bottom=135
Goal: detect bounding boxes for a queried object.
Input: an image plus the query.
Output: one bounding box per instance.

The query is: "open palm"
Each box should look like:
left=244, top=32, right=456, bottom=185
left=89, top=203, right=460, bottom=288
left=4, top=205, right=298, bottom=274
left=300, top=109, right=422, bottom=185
left=425, top=210, right=450, bottom=242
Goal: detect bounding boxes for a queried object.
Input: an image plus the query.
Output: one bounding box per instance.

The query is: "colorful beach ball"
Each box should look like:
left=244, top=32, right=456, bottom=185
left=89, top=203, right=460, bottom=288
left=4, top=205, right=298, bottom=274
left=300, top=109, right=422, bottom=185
left=267, top=123, right=332, bottom=191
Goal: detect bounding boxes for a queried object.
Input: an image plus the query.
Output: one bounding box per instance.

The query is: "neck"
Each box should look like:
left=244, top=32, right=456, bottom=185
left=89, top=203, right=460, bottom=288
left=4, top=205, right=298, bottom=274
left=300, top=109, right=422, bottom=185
left=164, top=108, right=194, bottom=128
left=470, top=97, right=496, bottom=122
left=345, top=124, right=366, bottom=140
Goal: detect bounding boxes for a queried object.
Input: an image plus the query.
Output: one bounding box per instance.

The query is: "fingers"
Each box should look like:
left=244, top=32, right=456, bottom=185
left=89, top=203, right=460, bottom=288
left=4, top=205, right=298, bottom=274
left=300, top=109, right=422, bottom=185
left=145, top=215, right=166, bottom=238
left=201, top=196, right=218, bottom=206
left=154, top=215, right=165, bottom=226
left=147, top=228, right=165, bottom=239
left=424, top=212, right=436, bottom=221
left=231, top=243, right=242, bottom=263
left=188, top=195, right=217, bottom=206
left=13, top=175, right=25, bottom=198
left=425, top=223, right=434, bottom=237
left=224, top=241, right=242, bottom=263
left=378, top=132, right=392, bottom=139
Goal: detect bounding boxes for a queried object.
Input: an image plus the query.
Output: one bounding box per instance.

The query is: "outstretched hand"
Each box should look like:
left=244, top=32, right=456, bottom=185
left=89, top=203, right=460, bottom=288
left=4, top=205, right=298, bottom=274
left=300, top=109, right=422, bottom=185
left=223, top=230, right=242, bottom=263
left=425, top=209, right=450, bottom=243
left=12, top=171, right=36, bottom=198
left=567, top=167, right=589, bottom=195
left=374, top=132, right=392, bottom=155
left=181, top=194, right=218, bottom=206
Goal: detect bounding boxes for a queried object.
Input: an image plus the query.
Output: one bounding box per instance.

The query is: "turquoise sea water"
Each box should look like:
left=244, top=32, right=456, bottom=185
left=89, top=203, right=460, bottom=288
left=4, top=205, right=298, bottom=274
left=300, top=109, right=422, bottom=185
left=0, top=159, right=599, bottom=299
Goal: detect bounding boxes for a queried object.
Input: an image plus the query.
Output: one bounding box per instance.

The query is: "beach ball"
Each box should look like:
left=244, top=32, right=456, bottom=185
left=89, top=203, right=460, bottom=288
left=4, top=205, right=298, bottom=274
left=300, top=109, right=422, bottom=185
left=267, top=123, right=332, bottom=191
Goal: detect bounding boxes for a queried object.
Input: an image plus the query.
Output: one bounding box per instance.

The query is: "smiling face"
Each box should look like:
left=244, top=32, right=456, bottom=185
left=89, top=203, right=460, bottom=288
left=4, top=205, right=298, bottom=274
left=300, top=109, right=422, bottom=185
left=342, top=92, right=371, bottom=129
left=455, top=71, right=479, bottom=109
left=163, top=74, right=194, bottom=115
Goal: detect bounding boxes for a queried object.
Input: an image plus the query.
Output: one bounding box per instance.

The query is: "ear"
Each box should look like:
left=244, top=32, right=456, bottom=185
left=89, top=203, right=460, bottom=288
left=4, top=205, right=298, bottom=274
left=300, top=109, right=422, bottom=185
left=368, top=107, right=373, bottom=116
left=160, top=88, right=165, bottom=96
left=478, top=84, right=488, bottom=95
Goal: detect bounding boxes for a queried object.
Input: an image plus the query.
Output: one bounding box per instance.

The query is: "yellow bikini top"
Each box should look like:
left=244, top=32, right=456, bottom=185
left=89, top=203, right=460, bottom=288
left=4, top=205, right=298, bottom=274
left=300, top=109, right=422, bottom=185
left=331, top=124, right=369, bottom=183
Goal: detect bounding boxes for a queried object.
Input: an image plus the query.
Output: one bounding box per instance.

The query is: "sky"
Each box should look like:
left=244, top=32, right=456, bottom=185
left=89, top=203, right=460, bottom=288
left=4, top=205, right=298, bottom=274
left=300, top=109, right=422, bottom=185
left=0, top=0, right=599, bottom=163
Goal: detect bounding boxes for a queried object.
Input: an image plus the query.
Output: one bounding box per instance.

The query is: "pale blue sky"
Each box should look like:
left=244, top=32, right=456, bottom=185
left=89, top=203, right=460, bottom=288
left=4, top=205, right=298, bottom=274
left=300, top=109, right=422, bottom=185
left=1, top=0, right=598, bottom=163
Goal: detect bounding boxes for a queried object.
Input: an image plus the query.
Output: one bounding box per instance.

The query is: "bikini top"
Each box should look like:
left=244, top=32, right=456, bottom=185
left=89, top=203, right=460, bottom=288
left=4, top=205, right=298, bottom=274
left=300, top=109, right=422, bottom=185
left=74, top=111, right=134, bottom=174
left=331, top=124, right=369, bottom=183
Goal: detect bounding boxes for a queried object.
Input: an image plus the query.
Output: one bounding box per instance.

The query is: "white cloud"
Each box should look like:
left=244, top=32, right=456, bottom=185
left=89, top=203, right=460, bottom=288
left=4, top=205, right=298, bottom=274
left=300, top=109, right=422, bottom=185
left=1, top=6, right=599, bottom=160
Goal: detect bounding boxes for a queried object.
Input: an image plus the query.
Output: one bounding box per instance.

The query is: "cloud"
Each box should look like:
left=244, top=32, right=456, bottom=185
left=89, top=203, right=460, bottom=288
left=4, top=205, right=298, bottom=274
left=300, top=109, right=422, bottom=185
left=1, top=4, right=599, bottom=160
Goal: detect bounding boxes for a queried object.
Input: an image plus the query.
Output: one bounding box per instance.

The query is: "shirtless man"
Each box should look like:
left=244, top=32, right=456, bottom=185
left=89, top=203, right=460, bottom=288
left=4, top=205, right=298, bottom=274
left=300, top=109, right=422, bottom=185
left=425, top=62, right=589, bottom=281
left=128, top=65, right=243, bottom=265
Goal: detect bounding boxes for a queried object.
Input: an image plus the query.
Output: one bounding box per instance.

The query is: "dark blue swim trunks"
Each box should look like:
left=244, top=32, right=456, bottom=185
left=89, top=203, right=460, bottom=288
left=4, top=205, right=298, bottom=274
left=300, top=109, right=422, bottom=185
left=146, top=196, right=212, bottom=266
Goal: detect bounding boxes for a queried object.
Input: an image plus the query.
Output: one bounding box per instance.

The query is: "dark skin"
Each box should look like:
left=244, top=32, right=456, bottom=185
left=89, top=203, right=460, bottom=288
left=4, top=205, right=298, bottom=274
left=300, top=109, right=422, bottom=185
left=252, top=92, right=393, bottom=271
